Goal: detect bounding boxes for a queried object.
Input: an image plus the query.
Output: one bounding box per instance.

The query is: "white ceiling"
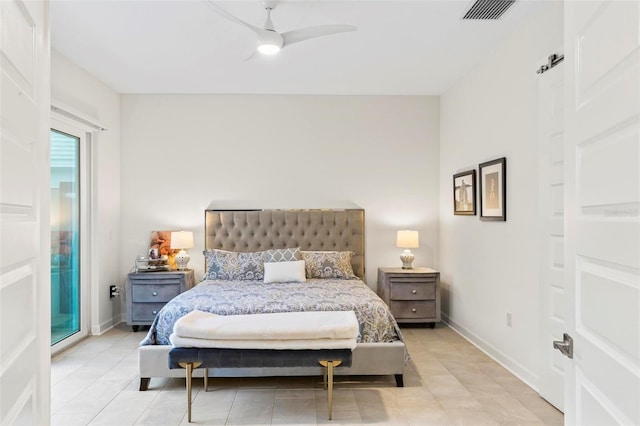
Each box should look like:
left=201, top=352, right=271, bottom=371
left=51, top=0, right=544, bottom=95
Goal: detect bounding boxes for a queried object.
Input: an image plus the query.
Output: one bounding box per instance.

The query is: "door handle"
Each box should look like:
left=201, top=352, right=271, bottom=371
left=553, top=333, right=573, bottom=359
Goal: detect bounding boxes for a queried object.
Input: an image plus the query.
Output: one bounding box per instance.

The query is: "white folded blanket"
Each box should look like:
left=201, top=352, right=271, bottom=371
left=169, top=334, right=357, bottom=350
left=172, top=310, right=359, bottom=341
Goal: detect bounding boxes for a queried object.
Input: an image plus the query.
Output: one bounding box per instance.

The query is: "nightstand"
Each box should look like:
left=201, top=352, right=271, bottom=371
left=377, top=267, right=440, bottom=327
left=125, top=270, right=195, bottom=331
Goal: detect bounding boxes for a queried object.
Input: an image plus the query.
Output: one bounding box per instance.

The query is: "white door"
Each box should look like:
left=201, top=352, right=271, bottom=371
left=538, top=61, right=566, bottom=411
left=0, top=0, right=51, bottom=424
left=563, top=0, right=639, bottom=424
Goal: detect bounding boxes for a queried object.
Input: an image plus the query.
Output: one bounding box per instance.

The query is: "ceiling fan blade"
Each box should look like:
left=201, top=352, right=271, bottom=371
left=205, top=0, right=265, bottom=36
left=244, top=50, right=259, bottom=62
left=281, top=24, right=357, bottom=47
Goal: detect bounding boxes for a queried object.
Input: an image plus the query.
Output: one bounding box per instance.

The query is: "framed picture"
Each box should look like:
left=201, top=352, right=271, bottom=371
left=479, top=157, right=507, bottom=221
left=453, top=169, right=476, bottom=215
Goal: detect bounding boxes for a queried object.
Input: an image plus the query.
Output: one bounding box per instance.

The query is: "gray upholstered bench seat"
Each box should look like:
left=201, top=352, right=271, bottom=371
left=169, top=347, right=353, bottom=422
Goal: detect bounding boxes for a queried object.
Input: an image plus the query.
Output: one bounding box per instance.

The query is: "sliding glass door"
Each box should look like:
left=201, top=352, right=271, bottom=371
left=50, top=128, right=83, bottom=346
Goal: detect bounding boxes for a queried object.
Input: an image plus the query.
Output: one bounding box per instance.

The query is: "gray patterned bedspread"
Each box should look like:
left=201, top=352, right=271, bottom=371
left=141, top=278, right=404, bottom=346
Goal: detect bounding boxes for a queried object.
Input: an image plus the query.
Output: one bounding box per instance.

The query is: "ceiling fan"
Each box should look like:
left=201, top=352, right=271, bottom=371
left=205, top=0, right=357, bottom=55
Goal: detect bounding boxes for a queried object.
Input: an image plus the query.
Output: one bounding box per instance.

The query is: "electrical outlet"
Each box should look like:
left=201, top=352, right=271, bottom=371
left=109, top=285, right=118, bottom=299
left=506, top=312, right=512, bottom=327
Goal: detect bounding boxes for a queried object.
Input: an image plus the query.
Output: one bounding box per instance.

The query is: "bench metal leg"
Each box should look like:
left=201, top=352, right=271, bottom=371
left=179, top=362, right=202, bottom=423
left=319, top=360, right=342, bottom=420
left=323, top=367, right=328, bottom=390
left=204, top=368, right=209, bottom=392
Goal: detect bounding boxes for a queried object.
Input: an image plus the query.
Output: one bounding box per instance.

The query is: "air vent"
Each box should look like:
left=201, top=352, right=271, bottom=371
left=463, top=0, right=516, bottom=20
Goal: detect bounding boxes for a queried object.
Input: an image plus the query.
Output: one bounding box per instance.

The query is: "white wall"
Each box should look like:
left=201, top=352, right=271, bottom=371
left=51, top=51, right=122, bottom=333
left=120, top=95, right=439, bottom=287
left=439, top=1, right=563, bottom=387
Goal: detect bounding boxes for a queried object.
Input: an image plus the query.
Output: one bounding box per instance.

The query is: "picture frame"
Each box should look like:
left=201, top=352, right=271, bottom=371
left=453, top=169, right=476, bottom=215
left=479, top=157, right=507, bottom=221
left=150, top=230, right=180, bottom=269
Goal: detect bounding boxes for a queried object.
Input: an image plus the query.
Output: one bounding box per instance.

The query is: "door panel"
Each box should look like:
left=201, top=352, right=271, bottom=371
left=0, top=1, right=36, bottom=102
left=538, top=62, right=566, bottom=410
left=564, top=0, right=639, bottom=424
left=0, top=131, right=36, bottom=209
left=578, top=260, right=638, bottom=361
left=0, top=0, right=50, bottom=424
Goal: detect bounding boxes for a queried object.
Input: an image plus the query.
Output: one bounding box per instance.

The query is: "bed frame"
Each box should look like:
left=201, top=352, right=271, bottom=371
left=138, top=209, right=406, bottom=390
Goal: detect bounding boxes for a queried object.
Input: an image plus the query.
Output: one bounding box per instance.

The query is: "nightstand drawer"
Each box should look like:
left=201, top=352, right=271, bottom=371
left=390, top=300, right=436, bottom=319
left=132, top=284, right=180, bottom=302
left=390, top=282, right=435, bottom=300
left=131, top=303, right=165, bottom=321
left=388, top=275, right=437, bottom=284
left=130, top=276, right=183, bottom=286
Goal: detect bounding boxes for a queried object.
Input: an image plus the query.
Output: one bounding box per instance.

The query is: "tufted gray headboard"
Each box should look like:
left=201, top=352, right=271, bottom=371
left=204, top=209, right=365, bottom=279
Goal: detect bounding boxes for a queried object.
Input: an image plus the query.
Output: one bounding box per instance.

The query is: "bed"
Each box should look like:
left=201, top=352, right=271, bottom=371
left=137, top=209, right=407, bottom=390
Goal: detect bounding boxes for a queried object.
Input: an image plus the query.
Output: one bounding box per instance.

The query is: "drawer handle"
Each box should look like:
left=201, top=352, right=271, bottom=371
left=411, top=308, right=417, bottom=313
left=412, top=289, right=417, bottom=294
left=152, top=310, right=158, bottom=315
left=152, top=291, right=158, bottom=296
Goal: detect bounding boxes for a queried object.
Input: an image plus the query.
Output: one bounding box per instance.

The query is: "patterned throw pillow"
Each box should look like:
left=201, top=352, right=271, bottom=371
left=301, top=251, right=357, bottom=279
left=265, top=247, right=302, bottom=263
left=202, top=249, right=265, bottom=280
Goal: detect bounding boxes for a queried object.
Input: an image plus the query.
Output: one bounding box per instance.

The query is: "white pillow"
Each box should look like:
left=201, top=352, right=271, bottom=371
left=263, top=260, right=306, bottom=283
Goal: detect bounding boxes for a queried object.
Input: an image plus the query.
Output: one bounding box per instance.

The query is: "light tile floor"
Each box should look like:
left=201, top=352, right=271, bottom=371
left=51, top=323, right=563, bottom=425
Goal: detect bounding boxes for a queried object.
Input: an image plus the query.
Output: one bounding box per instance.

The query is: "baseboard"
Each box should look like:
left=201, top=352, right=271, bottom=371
left=90, top=313, right=124, bottom=335
left=441, top=313, right=539, bottom=392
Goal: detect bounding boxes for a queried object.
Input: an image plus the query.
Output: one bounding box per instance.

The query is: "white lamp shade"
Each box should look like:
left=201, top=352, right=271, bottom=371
left=170, top=231, right=194, bottom=250
left=396, top=230, right=419, bottom=249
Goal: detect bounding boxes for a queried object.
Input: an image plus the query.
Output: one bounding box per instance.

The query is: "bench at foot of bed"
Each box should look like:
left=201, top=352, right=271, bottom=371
left=138, top=372, right=404, bottom=391
left=139, top=372, right=403, bottom=393
left=169, top=348, right=353, bottom=422
left=138, top=341, right=406, bottom=391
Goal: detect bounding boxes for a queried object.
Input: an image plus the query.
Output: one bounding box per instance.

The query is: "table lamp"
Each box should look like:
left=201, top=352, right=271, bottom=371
left=396, top=230, right=419, bottom=269
left=171, top=231, right=194, bottom=271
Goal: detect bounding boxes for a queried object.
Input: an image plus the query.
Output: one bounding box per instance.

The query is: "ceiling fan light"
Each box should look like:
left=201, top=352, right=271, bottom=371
left=256, top=29, right=283, bottom=55
left=257, top=42, right=281, bottom=55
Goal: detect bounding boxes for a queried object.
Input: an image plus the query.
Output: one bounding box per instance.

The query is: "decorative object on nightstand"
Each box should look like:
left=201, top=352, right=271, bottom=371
left=171, top=231, right=194, bottom=271
left=125, top=270, right=195, bottom=332
left=396, top=230, right=419, bottom=269
left=377, top=267, right=440, bottom=327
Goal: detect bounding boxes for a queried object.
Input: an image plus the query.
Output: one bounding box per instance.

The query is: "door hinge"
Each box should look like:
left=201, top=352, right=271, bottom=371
left=553, top=333, right=573, bottom=359
left=537, top=53, right=565, bottom=74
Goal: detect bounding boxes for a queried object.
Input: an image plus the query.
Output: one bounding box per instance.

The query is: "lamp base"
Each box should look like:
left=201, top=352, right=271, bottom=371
left=175, top=249, right=190, bottom=271
left=400, top=249, right=414, bottom=269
